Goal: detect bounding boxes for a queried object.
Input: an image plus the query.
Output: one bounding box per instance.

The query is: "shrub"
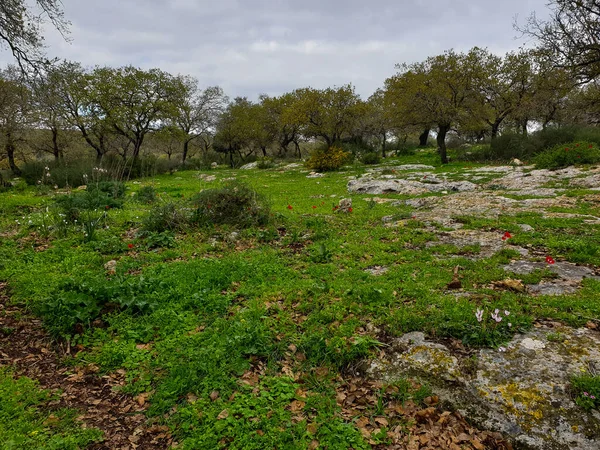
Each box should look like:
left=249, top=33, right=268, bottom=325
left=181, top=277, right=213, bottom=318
left=305, top=146, right=351, bottom=172
left=142, top=201, right=190, bottom=233
left=256, top=157, right=275, bottom=169
left=488, top=133, right=532, bottom=160
left=534, top=141, right=600, bottom=169
left=360, top=152, right=381, bottom=165
left=191, top=182, right=270, bottom=228
left=135, top=186, right=157, bottom=204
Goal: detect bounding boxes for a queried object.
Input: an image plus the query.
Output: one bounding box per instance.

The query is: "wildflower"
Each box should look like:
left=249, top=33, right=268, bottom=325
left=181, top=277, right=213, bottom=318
left=312, top=205, right=317, bottom=209
left=105, top=205, right=110, bottom=210
left=502, top=231, right=512, bottom=241
left=128, top=243, right=134, bottom=249
left=508, top=323, right=512, bottom=328
left=576, top=144, right=580, bottom=147
left=565, top=148, right=569, bottom=152
left=590, top=144, right=594, bottom=148
left=592, top=395, right=596, bottom=400
left=546, top=256, right=556, bottom=265
left=491, top=309, right=502, bottom=323
left=584, top=392, right=589, bottom=397
left=504, top=310, right=510, bottom=316
left=348, top=207, right=353, bottom=213
left=476, top=309, right=484, bottom=323
left=287, top=205, right=293, bottom=210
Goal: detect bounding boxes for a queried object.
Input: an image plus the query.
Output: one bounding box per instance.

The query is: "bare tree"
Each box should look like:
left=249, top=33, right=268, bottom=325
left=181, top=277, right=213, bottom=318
left=519, top=1, right=600, bottom=82
left=0, top=0, right=69, bottom=73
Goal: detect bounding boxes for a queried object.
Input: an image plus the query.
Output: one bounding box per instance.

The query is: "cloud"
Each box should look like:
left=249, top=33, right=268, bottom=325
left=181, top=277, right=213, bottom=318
left=0, top=0, right=550, bottom=99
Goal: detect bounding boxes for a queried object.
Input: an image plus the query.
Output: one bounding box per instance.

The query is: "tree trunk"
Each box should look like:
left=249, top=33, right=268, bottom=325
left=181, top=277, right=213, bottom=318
left=51, top=128, right=61, bottom=161
left=229, top=147, right=234, bottom=168
left=521, top=120, right=528, bottom=136
left=419, top=129, right=430, bottom=147
left=294, top=140, right=301, bottom=159
left=261, top=146, right=267, bottom=157
left=6, top=131, right=21, bottom=176
left=437, top=124, right=449, bottom=164
left=381, top=132, right=387, bottom=158
left=182, top=140, right=190, bottom=164
left=491, top=120, right=501, bottom=140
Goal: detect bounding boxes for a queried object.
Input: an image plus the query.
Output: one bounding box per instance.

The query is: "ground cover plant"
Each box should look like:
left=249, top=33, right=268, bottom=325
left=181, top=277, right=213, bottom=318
left=0, top=148, right=599, bottom=448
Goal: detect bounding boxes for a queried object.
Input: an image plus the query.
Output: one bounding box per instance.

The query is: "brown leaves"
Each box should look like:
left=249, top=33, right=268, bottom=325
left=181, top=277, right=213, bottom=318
left=447, top=265, right=462, bottom=290
left=492, top=278, right=525, bottom=293
left=216, top=409, right=229, bottom=420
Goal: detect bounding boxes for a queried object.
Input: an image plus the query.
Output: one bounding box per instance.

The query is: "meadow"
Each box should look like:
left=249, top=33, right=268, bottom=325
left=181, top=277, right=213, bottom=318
left=1, top=149, right=600, bottom=449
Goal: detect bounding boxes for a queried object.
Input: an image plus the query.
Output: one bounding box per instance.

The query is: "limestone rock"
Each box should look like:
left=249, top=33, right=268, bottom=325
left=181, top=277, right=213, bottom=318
left=210, top=162, right=218, bottom=168
left=239, top=162, right=258, bottom=170
left=368, top=327, right=600, bottom=449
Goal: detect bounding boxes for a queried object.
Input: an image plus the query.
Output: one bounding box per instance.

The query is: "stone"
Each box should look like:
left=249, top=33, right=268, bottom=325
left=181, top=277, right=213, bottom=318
left=306, top=172, right=325, bottom=178
left=368, top=326, right=600, bottom=449
left=210, top=162, right=218, bottom=168
left=197, top=174, right=216, bottom=182
left=104, top=260, right=117, bottom=275
left=504, top=260, right=600, bottom=282
left=364, top=265, right=388, bottom=276
left=518, top=224, right=534, bottom=232
left=337, top=198, right=352, bottom=213
left=511, top=158, right=524, bottom=166
left=239, top=162, right=258, bottom=170
left=347, top=178, right=477, bottom=195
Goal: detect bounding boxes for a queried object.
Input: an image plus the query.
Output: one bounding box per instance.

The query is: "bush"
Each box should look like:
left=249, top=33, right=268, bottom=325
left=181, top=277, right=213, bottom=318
left=534, top=141, right=600, bottom=169
left=142, top=201, right=190, bottom=233
left=488, top=133, right=532, bottom=160
left=256, top=157, right=275, bottom=169
left=571, top=374, right=600, bottom=410
left=191, top=182, right=270, bottom=228
left=360, top=152, right=381, bottom=165
left=305, top=146, right=351, bottom=172
left=135, top=186, right=157, bottom=204
left=20, top=160, right=99, bottom=188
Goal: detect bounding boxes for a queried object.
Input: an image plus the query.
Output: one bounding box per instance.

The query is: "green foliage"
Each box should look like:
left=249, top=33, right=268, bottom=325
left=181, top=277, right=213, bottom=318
left=360, top=152, right=381, bottom=165
left=142, top=201, right=190, bottom=233
left=488, top=133, right=532, bottom=160
left=534, top=141, right=600, bottom=169
left=305, top=146, right=352, bottom=172
left=192, top=182, right=270, bottom=228
left=571, top=374, right=600, bottom=411
left=135, top=185, right=157, bottom=204
left=256, top=157, right=275, bottom=169
left=0, top=369, right=102, bottom=448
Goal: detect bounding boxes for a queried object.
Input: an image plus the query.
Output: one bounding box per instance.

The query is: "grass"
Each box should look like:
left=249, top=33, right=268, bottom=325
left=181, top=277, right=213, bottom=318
left=1, top=148, right=599, bottom=447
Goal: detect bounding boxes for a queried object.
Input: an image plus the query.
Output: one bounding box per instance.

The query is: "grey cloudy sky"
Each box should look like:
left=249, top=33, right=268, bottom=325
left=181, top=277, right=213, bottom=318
left=6, top=0, right=550, bottom=99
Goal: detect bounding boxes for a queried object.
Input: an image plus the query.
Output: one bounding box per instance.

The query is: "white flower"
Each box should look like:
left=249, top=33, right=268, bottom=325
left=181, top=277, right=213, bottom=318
left=498, top=347, right=507, bottom=352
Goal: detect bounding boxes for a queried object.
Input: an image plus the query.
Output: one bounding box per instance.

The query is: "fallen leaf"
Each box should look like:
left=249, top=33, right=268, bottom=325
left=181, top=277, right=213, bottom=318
left=210, top=391, right=220, bottom=401
left=217, top=409, right=229, bottom=420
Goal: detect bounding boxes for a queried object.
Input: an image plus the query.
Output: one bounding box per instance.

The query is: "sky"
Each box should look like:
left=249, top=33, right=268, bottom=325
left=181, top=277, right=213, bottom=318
left=4, top=0, right=551, bottom=100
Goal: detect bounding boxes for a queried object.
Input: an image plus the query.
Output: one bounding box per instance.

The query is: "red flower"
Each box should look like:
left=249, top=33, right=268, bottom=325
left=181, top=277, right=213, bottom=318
left=576, top=144, right=580, bottom=147
left=348, top=207, right=353, bottom=213
left=546, top=256, right=555, bottom=264
left=312, top=205, right=317, bottom=209
left=565, top=148, right=569, bottom=151
left=128, top=243, right=134, bottom=249
left=411, top=215, right=416, bottom=219
left=287, top=205, right=293, bottom=210
left=590, top=144, right=594, bottom=148
left=105, top=205, right=110, bottom=210
left=333, top=206, right=339, bottom=211
left=502, top=231, right=512, bottom=241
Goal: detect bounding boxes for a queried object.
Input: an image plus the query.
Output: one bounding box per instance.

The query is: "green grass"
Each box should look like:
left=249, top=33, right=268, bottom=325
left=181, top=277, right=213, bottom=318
left=1, top=151, right=599, bottom=447
left=0, top=369, right=102, bottom=449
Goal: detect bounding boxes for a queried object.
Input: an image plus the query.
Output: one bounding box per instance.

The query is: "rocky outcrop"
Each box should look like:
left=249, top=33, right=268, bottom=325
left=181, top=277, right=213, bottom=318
left=368, top=327, right=600, bottom=449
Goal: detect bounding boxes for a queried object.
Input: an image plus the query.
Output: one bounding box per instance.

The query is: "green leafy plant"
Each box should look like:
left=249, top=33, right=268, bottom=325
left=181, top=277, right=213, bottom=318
left=142, top=201, right=190, bottom=233
left=191, top=181, right=270, bottom=228
left=305, top=146, right=352, bottom=172
left=571, top=373, right=600, bottom=410
left=534, top=141, right=600, bottom=169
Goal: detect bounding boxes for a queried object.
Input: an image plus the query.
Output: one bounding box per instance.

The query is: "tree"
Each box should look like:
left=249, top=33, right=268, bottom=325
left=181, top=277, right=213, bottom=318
left=50, top=61, right=111, bottom=161
left=29, top=65, right=71, bottom=161
left=213, top=98, right=256, bottom=168
left=90, top=66, right=181, bottom=161
left=260, top=92, right=303, bottom=157
left=170, top=76, right=227, bottom=164
left=386, top=48, right=485, bottom=163
left=292, top=85, right=361, bottom=146
left=519, top=1, right=600, bottom=82
left=0, top=67, right=31, bottom=175
left=0, top=0, right=69, bottom=72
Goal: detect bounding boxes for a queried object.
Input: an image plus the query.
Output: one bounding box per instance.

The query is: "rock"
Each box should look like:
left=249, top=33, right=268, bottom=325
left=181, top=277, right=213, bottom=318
left=527, top=282, right=579, bottom=296
left=337, top=198, right=352, bottom=213
left=511, top=158, right=524, bottom=166
left=518, top=224, right=534, bottom=232
left=306, top=172, right=325, bottom=178
left=239, top=162, right=258, bottom=170
left=282, top=163, right=303, bottom=170
left=197, top=174, right=216, bottom=182
left=76, top=185, right=87, bottom=191
left=504, top=260, right=600, bottom=282
left=347, top=178, right=477, bottom=195
left=368, top=326, right=600, bottom=449
left=104, top=260, right=117, bottom=275
left=226, top=232, right=239, bottom=243
left=210, top=162, right=218, bottom=169
left=364, top=265, right=388, bottom=276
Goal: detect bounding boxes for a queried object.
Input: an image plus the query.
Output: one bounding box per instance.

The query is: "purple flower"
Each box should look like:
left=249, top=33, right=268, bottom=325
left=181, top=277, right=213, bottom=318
left=491, top=309, right=502, bottom=323
left=476, top=309, right=484, bottom=323
left=591, top=396, right=596, bottom=400
left=584, top=392, right=589, bottom=397
left=504, top=310, right=510, bottom=316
